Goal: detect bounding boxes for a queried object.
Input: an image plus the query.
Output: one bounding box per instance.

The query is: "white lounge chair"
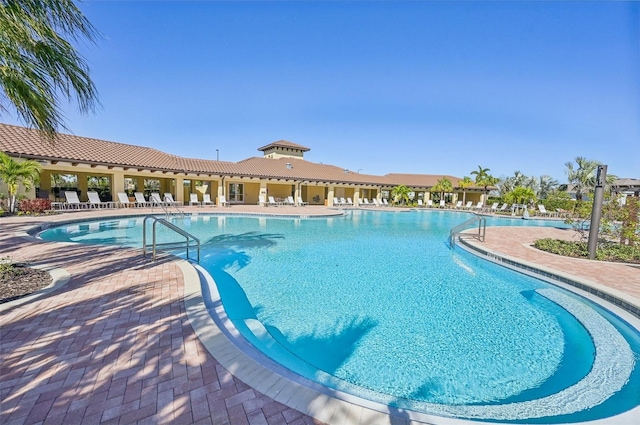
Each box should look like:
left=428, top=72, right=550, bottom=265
left=464, top=201, right=473, bottom=209
left=63, top=191, right=88, bottom=209
left=189, top=193, right=200, bottom=206
left=286, top=196, right=296, bottom=206
left=488, top=202, right=499, bottom=212
left=116, top=192, right=132, bottom=208
left=219, top=195, right=230, bottom=207
left=202, top=194, right=215, bottom=207
left=454, top=200, right=463, bottom=209
left=474, top=202, right=483, bottom=210
left=297, top=196, right=308, bottom=206
left=382, top=199, right=389, bottom=206
left=333, top=197, right=342, bottom=206
left=426, top=200, right=433, bottom=208
left=498, top=203, right=509, bottom=212
left=164, top=193, right=182, bottom=206
left=346, top=198, right=354, bottom=206
left=372, top=198, right=381, bottom=207
left=87, top=191, right=111, bottom=209
left=538, top=204, right=556, bottom=217
left=134, top=192, right=150, bottom=207
left=439, top=200, right=446, bottom=208
left=361, top=198, right=370, bottom=206
left=150, top=192, right=163, bottom=206
left=258, top=195, right=268, bottom=206
left=417, top=199, right=424, bottom=208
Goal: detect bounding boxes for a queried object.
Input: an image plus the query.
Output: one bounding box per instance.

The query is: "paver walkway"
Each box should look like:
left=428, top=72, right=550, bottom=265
left=1, top=207, right=328, bottom=425
left=1, top=208, right=638, bottom=425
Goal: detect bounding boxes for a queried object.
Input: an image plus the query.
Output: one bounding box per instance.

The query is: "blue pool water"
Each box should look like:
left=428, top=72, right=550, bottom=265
left=39, top=210, right=640, bottom=423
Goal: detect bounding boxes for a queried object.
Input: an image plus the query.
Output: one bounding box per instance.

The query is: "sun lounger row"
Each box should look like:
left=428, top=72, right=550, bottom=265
left=258, top=195, right=308, bottom=206
left=54, top=191, right=220, bottom=209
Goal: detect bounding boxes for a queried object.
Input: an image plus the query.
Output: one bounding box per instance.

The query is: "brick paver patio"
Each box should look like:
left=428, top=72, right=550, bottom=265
left=1, top=207, right=638, bottom=425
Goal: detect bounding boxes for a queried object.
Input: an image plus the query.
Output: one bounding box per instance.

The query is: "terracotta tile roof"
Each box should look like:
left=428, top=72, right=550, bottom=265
left=384, top=173, right=479, bottom=189
left=236, top=157, right=389, bottom=185
left=257, top=140, right=310, bottom=152
left=1, top=123, right=468, bottom=187
left=0, top=123, right=237, bottom=174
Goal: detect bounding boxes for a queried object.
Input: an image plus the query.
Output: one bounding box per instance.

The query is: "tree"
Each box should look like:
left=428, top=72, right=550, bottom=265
left=565, top=157, right=599, bottom=201
left=0, top=151, right=41, bottom=212
left=430, top=177, right=453, bottom=203
left=504, top=186, right=536, bottom=206
left=537, top=175, right=559, bottom=199
left=471, top=165, right=498, bottom=201
left=457, top=176, right=474, bottom=205
left=0, top=0, right=100, bottom=139
left=391, top=185, right=410, bottom=205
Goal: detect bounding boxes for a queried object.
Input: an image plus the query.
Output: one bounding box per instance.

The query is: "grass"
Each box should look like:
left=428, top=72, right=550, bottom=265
left=533, top=239, right=640, bottom=264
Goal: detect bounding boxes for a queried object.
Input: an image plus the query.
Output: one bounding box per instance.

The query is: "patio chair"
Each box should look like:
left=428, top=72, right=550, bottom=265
left=464, top=201, right=473, bottom=209
left=150, top=192, right=163, bottom=206
left=64, top=191, right=88, bottom=209
left=87, top=191, right=112, bottom=209
left=218, top=195, right=230, bottom=207
left=439, top=200, right=446, bottom=208
left=116, top=192, right=133, bottom=208
left=474, top=202, right=483, bottom=210
left=297, top=196, right=308, bottom=206
left=417, top=199, right=424, bottom=208
left=189, top=193, right=201, bottom=206
left=134, top=192, right=151, bottom=207
left=382, top=199, right=390, bottom=206
left=346, top=198, right=354, bottom=206
left=202, top=194, right=215, bottom=207
left=498, top=203, right=509, bottom=212
left=537, top=204, right=556, bottom=217
left=426, top=200, right=433, bottom=208
left=372, top=198, right=381, bottom=207
left=488, top=202, right=499, bottom=212
left=258, top=195, right=268, bottom=206
left=361, top=198, right=371, bottom=206
left=164, top=193, right=182, bottom=206
left=267, top=196, right=281, bottom=206
left=454, top=201, right=463, bottom=209
left=286, top=196, right=296, bottom=206
left=333, top=197, right=342, bottom=206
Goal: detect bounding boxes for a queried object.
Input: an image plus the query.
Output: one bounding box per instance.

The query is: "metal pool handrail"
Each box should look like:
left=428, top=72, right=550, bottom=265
left=449, top=216, right=486, bottom=248
left=142, top=215, right=200, bottom=263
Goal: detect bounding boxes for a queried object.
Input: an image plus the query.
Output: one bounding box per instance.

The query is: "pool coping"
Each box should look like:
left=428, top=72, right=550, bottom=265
left=179, top=219, right=640, bottom=425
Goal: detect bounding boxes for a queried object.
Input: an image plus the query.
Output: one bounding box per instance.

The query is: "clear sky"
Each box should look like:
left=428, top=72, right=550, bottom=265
left=4, top=1, right=639, bottom=182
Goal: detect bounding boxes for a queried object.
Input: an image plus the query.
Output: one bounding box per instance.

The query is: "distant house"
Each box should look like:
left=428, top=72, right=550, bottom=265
left=612, top=178, right=640, bottom=197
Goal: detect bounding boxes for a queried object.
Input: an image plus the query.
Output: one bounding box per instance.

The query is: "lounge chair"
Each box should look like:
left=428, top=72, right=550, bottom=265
left=498, top=203, right=509, bottom=212
left=219, top=195, right=230, bottom=207
left=297, top=196, right=308, bottom=206
left=116, top=192, right=132, bottom=208
left=164, top=193, right=182, bottom=206
left=333, top=197, right=342, bottom=206
left=87, top=191, right=112, bottom=209
left=361, top=198, right=370, bottom=206
left=134, top=192, right=151, bottom=207
left=267, top=196, right=282, bottom=206
left=454, top=201, right=463, bottom=209
left=64, top=191, right=88, bottom=209
left=372, top=198, right=381, bottom=207
left=258, top=195, right=268, bottom=206
left=189, top=193, right=201, bottom=206
left=202, top=194, right=215, bottom=207
left=382, top=199, right=390, bottom=206
left=426, top=200, right=433, bottom=208
left=488, top=202, right=499, bottom=212
left=150, top=192, right=163, bottom=206
left=346, top=198, right=354, bottom=206
left=474, top=202, right=483, bottom=210
left=537, top=204, right=556, bottom=217
left=417, top=199, right=424, bottom=208
left=439, top=200, right=446, bottom=208
left=464, top=201, right=473, bottom=209
left=286, top=196, right=296, bottom=206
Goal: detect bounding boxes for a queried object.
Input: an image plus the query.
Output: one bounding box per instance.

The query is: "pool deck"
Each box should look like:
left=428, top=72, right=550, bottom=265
left=1, top=206, right=638, bottom=425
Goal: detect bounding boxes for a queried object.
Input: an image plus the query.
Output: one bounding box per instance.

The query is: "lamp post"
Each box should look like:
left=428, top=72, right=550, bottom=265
left=587, top=165, right=607, bottom=259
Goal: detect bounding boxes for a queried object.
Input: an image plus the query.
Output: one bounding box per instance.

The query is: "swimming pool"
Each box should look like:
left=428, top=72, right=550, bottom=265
left=39, top=210, right=640, bottom=423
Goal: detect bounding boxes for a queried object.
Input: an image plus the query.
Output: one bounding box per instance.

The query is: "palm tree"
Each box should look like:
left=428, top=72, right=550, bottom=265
left=457, top=176, right=474, bottom=205
left=565, top=157, right=600, bottom=201
left=537, top=175, right=559, bottom=199
left=391, top=185, right=411, bottom=205
left=0, top=0, right=100, bottom=139
left=471, top=165, right=498, bottom=202
left=0, top=152, right=42, bottom=212
left=431, top=177, right=453, bottom=204
left=504, top=186, right=536, bottom=206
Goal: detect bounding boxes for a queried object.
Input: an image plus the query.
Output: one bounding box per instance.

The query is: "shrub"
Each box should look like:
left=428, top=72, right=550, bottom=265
left=534, top=238, right=640, bottom=264
left=19, top=199, right=52, bottom=214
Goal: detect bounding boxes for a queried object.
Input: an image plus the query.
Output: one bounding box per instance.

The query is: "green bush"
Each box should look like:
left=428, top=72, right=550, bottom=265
left=534, top=238, right=640, bottom=264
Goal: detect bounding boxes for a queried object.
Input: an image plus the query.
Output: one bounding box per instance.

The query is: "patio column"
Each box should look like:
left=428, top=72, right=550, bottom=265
left=112, top=170, right=126, bottom=201
left=175, top=176, right=184, bottom=204
left=354, top=187, right=360, bottom=206
left=327, top=185, right=334, bottom=206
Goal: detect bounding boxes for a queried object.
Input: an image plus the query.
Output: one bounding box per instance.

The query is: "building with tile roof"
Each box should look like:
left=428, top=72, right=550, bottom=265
left=0, top=123, right=486, bottom=207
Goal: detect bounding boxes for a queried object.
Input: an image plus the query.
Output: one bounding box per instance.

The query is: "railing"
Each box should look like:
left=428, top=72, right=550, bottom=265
left=449, top=216, right=486, bottom=248
left=142, top=215, right=200, bottom=263
left=151, top=201, right=185, bottom=219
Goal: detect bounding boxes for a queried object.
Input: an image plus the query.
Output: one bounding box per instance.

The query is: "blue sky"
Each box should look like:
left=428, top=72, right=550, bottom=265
left=4, top=1, right=639, bottom=182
